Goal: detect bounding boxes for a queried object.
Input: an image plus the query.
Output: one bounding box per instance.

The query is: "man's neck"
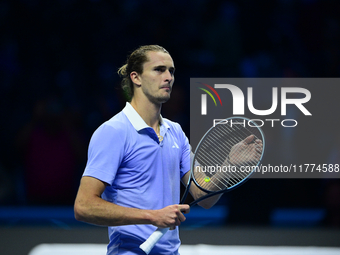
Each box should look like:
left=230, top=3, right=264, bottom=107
left=130, top=98, right=161, bottom=130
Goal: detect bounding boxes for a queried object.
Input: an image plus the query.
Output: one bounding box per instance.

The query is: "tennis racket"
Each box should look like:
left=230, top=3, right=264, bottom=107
left=140, top=116, right=265, bottom=254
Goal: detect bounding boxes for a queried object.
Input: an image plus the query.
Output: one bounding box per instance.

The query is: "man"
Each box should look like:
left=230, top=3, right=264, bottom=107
left=74, top=45, right=220, bottom=254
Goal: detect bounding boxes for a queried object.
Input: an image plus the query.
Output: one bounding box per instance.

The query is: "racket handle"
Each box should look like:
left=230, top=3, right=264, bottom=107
left=139, top=227, right=169, bottom=254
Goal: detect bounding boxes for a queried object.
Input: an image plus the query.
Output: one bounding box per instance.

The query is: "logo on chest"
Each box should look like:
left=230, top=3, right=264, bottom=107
left=172, top=141, right=179, bottom=149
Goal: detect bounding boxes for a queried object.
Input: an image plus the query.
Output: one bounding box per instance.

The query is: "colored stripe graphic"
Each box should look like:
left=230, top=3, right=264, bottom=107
left=202, top=83, right=223, bottom=106
left=199, top=88, right=216, bottom=106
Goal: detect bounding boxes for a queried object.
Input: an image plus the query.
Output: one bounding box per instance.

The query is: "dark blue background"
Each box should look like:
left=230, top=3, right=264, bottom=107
left=0, top=0, right=340, bottom=228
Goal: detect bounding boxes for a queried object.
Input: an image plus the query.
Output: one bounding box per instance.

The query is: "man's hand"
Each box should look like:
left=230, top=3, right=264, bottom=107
left=229, top=135, right=263, bottom=165
left=151, top=204, right=190, bottom=230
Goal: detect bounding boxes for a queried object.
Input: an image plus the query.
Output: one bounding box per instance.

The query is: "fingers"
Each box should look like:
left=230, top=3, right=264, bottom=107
left=255, top=143, right=263, bottom=153
left=247, top=142, right=262, bottom=157
left=155, top=204, right=190, bottom=230
left=178, top=204, right=190, bottom=214
left=245, top=136, right=262, bottom=154
left=245, top=136, right=263, bottom=154
left=243, top=134, right=255, bottom=144
left=245, top=135, right=263, bottom=145
left=229, top=137, right=263, bottom=165
left=254, top=139, right=263, bottom=153
left=170, top=205, right=189, bottom=230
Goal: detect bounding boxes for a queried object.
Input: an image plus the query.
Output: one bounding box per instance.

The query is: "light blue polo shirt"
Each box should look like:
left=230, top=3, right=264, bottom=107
left=83, top=102, right=191, bottom=255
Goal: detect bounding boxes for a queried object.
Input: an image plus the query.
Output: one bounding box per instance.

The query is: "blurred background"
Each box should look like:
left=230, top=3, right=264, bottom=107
left=0, top=0, right=340, bottom=254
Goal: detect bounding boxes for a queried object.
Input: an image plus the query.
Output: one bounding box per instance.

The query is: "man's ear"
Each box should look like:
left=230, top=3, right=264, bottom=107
left=130, top=71, right=141, bottom=86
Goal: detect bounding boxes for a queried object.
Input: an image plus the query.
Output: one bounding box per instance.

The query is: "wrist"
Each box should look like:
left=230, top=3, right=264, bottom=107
left=143, top=209, right=157, bottom=225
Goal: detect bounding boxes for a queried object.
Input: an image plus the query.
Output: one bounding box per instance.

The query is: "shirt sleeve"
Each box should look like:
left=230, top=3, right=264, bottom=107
left=83, top=123, right=126, bottom=185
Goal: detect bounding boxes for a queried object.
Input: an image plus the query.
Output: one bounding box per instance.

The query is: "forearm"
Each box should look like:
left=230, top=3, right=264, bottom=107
left=182, top=171, right=222, bottom=209
left=75, top=177, right=189, bottom=229
left=196, top=190, right=222, bottom=209
left=74, top=195, right=154, bottom=227
left=74, top=177, right=154, bottom=227
left=191, top=163, right=227, bottom=209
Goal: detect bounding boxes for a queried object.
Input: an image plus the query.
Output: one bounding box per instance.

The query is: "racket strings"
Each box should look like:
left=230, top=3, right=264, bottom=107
left=193, top=120, right=264, bottom=192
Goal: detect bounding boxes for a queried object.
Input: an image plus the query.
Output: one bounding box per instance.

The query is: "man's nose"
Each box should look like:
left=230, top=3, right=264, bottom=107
left=164, top=70, right=173, bottom=83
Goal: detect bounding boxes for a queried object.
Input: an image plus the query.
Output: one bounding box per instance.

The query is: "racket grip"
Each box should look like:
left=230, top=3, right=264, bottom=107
left=139, top=227, right=169, bottom=254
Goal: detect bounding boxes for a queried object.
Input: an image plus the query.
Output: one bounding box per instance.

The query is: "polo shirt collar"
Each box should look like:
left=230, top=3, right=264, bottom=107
left=122, top=102, right=170, bottom=131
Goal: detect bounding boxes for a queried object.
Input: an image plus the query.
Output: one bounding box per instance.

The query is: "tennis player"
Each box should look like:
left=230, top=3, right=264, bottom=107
left=74, top=45, right=222, bottom=254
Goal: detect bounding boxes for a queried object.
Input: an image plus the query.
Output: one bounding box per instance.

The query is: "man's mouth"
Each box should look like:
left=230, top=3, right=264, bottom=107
left=161, top=85, right=171, bottom=91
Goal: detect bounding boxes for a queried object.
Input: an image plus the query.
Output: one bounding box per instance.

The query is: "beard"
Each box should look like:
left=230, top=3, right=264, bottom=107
left=147, top=92, right=171, bottom=104
left=143, top=87, right=172, bottom=105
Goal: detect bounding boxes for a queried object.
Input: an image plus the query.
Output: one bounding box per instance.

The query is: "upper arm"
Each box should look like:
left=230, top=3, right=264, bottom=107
left=75, top=176, right=108, bottom=206
left=181, top=171, right=190, bottom=187
left=179, top=126, right=191, bottom=178
left=74, top=176, right=108, bottom=220
left=181, top=170, right=203, bottom=201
